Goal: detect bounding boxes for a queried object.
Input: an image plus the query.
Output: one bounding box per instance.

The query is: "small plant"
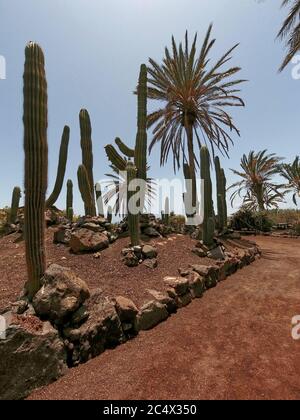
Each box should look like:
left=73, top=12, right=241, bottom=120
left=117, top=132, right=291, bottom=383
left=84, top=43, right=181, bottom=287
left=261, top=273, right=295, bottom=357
left=230, top=208, right=273, bottom=233
left=66, top=179, right=73, bottom=222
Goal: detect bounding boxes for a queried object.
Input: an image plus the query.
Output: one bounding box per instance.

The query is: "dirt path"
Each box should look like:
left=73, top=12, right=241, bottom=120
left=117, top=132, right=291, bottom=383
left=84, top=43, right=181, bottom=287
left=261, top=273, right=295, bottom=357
left=29, top=236, right=300, bottom=400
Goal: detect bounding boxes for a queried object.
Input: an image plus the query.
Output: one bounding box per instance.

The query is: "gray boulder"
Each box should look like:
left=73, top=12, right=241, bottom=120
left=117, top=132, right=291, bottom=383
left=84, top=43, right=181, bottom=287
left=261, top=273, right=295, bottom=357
left=33, top=264, right=90, bottom=324
left=70, top=228, right=109, bottom=254
left=0, top=314, right=67, bottom=400
left=137, top=301, right=169, bottom=331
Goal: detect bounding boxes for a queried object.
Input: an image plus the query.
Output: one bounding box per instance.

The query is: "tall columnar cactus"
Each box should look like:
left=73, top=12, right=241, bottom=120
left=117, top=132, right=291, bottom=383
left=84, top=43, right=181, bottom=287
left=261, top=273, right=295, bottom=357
left=77, top=164, right=96, bottom=217
left=66, top=179, right=73, bottom=222
left=46, top=125, right=70, bottom=208
left=163, top=197, right=170, bottom=226
left=214, top=157, right=228, bottom=232
left=201, top=146, right=215, bottom=247
left=80, top=109, right=96, bottom=216
left=23, top=42, right=48, bottom=300
left=126, top=160, right=140, bottom=246
left=95, top=182, right=104, bottom=217
left=107, top=205, right=113, bottom=224
left=9, top=186, right=21, bottom=225
left=115, top=137, right=135, bottom=158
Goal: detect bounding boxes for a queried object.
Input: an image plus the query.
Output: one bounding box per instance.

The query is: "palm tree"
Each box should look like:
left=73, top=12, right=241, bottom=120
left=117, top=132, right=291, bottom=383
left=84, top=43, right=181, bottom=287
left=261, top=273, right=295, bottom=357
left=229, top=150, right=285, bottom=211
left=278, top=156, right=300, bottom=205
left=242, top=186, right=286, bottom=212
left=277, top=0, right=300, bottom=71
left=147, top=25, right=245, bottom=209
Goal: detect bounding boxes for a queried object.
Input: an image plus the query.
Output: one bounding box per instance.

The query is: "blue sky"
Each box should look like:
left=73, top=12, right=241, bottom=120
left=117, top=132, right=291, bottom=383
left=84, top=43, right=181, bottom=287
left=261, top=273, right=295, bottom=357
left=0, top=0, right=297, bottom=214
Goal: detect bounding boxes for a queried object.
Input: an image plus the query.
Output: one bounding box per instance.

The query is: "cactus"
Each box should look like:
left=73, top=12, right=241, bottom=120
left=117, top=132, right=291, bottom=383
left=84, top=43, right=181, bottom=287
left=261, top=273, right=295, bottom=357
left=201, top=146, right=215, bottom=247
left=214, top=157, right=228, bottom=232
left=77, top=164, right=96, bottom=216
left=9, top=187, right=21, bottom=225
left=95, top=182, right=105, bottom=217
left=126, top=160, right=140, bottom=246
left=115, top=137, right=135, bottom=158
left=66, top=179, right=73, bottom=222
left=46, top=125, right=70, bottom=208
left=23, top=42, right=48, bottom=300
left=105, top=144, right=127, bottom=171
left=163, top=197, right=170, bottom=226
left=107, top=205, right=113, bottom=223
left=80, top=109, right=96, bottom=216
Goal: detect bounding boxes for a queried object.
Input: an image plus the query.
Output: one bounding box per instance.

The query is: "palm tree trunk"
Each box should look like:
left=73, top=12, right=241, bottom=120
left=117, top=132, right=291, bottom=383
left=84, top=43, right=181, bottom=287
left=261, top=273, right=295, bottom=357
left=257, top=184, right=265, bottom=212
left=184, top=120, right=197, bottom=213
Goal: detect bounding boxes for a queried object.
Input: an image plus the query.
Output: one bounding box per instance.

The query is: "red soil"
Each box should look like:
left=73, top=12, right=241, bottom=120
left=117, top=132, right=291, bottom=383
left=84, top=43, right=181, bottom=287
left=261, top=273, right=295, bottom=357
left=27, top=236, right=300, bottom=400
left=0, top=229, right=242, bottom=310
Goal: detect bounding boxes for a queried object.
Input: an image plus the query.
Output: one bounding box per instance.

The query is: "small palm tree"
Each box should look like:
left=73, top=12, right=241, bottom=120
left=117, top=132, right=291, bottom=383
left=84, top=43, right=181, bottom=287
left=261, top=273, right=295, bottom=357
left=242, top=186, right=286, bottom=212
left=229, top=150, right=285, bottom=211
left=278, top=156, right=300, bottom=205
left=147, top=25, right=245, bottom=208
left=277, top=0, right=300, bottom=71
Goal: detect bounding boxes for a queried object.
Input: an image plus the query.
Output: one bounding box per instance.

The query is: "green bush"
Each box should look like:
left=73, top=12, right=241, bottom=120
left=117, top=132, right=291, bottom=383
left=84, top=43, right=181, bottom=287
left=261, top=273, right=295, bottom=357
left=230, top=209, right=273, bottom=232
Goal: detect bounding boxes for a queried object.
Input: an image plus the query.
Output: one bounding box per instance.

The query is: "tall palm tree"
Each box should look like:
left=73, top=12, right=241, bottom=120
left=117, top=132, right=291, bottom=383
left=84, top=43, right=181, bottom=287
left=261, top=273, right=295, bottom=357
left=147, top=25, right=245, bottom=209
left=278, top=0, right=300, bottom=71
left=278, top=156, right=300, bottom=205
left=229, top=150, right=285, bottom=211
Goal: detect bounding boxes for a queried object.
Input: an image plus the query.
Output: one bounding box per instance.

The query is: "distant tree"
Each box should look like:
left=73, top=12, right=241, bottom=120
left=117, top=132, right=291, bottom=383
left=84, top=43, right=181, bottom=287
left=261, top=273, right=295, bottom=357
left=278, top=156, right=300, bottom=205
left=229, top=150, right=285, bottom=211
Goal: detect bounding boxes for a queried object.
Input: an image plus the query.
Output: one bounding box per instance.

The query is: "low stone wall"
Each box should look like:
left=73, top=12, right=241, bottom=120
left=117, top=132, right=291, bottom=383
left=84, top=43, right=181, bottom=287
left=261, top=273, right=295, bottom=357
left=0, top=244, right=260, bottom=400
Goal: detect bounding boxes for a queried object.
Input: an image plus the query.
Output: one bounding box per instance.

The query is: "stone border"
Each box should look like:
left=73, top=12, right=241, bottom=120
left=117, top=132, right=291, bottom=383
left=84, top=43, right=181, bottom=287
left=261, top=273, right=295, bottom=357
left=0, top=243, right=260, bottom=400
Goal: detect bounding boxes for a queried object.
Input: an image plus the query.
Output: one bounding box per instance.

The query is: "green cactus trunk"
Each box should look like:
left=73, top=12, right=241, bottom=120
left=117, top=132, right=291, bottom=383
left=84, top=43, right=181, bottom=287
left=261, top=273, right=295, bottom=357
left=107, top=205, right=113, bottom=223
left=164, top=197, right=170, bottom=226
left=9, top=187, right=21, bottom=225
left=105, top=144, right=127, bottom=171
left=95, top=182, right=105, bottom=217
left=134, top=64, right=147, bottom=212
left=66, top=179, right=73, bottom=222
left=46, top=125, right=70, bottom=208
left=23, top=42, right=48, bottom=300
left=201, top=146, right=215, bottom=247
left=126, top=161, right=140, bottom=246
left=77, top=164, right=96, bottom=217
left=115, top=137, right=135, bottom=158
left=80, top=109, right=96, bottom=216
left=214, top=156, right=228, bottom=232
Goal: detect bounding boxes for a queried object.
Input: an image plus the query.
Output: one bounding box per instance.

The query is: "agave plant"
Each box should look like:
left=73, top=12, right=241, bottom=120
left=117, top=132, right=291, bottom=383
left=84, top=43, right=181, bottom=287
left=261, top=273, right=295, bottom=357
left=229, top=150, right=285, bottom=211
left=147, top=25, right=245, bottom=208
left=278, top=156, right=300, bottom=205
left=278, top=0, right=300, bottom=71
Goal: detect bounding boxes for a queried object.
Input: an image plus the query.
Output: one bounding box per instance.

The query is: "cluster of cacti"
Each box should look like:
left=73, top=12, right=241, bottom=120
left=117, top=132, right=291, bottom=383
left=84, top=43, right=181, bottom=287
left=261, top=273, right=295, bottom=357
left=126, top=160, right=140, bottom=246
left=46, top=125, right=70, bottom=208
left=77, top=164, right=95, bottom=217
left=79, top=109, right=96, bottom=216
left=162, top=197, right=170, bottom=225
left=9, top=186, right=21, bottom=225
left=95, top=182, right=104, bottom=217
left=23, top=42, right=48, bottom=300
left=201, top=146, right=215, bottom=247
left=215, top=156, right=228, bottom=232
left=66, top=179, right=73, bottom=222
left=105, top=64, right=148, bottom=211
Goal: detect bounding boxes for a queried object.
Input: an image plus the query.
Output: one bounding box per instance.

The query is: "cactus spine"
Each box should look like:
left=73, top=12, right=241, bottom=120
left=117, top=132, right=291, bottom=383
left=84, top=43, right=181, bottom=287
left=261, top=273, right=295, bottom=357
left=80, top=109, right=96, bottom=216
left=95, top=183, right=105, bottom=217
left=46, top=125, right=70, bottom=208
left=66, top=179, right=73, bottom=222
left=214, top=157, right=228, bottom=232
left=77, top=165, right=95, bottom=217
left=126, top=161, right=140, bottom=246
left=201, top=146, right=215, bottom=247
left=23, top=42, right=48, bottom=300
left=9, top=187, right=21, bottom=225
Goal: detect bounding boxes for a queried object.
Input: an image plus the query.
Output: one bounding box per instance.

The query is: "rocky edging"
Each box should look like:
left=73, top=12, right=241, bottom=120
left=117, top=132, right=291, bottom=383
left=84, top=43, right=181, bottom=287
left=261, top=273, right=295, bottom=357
left=0, top=245, right=260, bottom=400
